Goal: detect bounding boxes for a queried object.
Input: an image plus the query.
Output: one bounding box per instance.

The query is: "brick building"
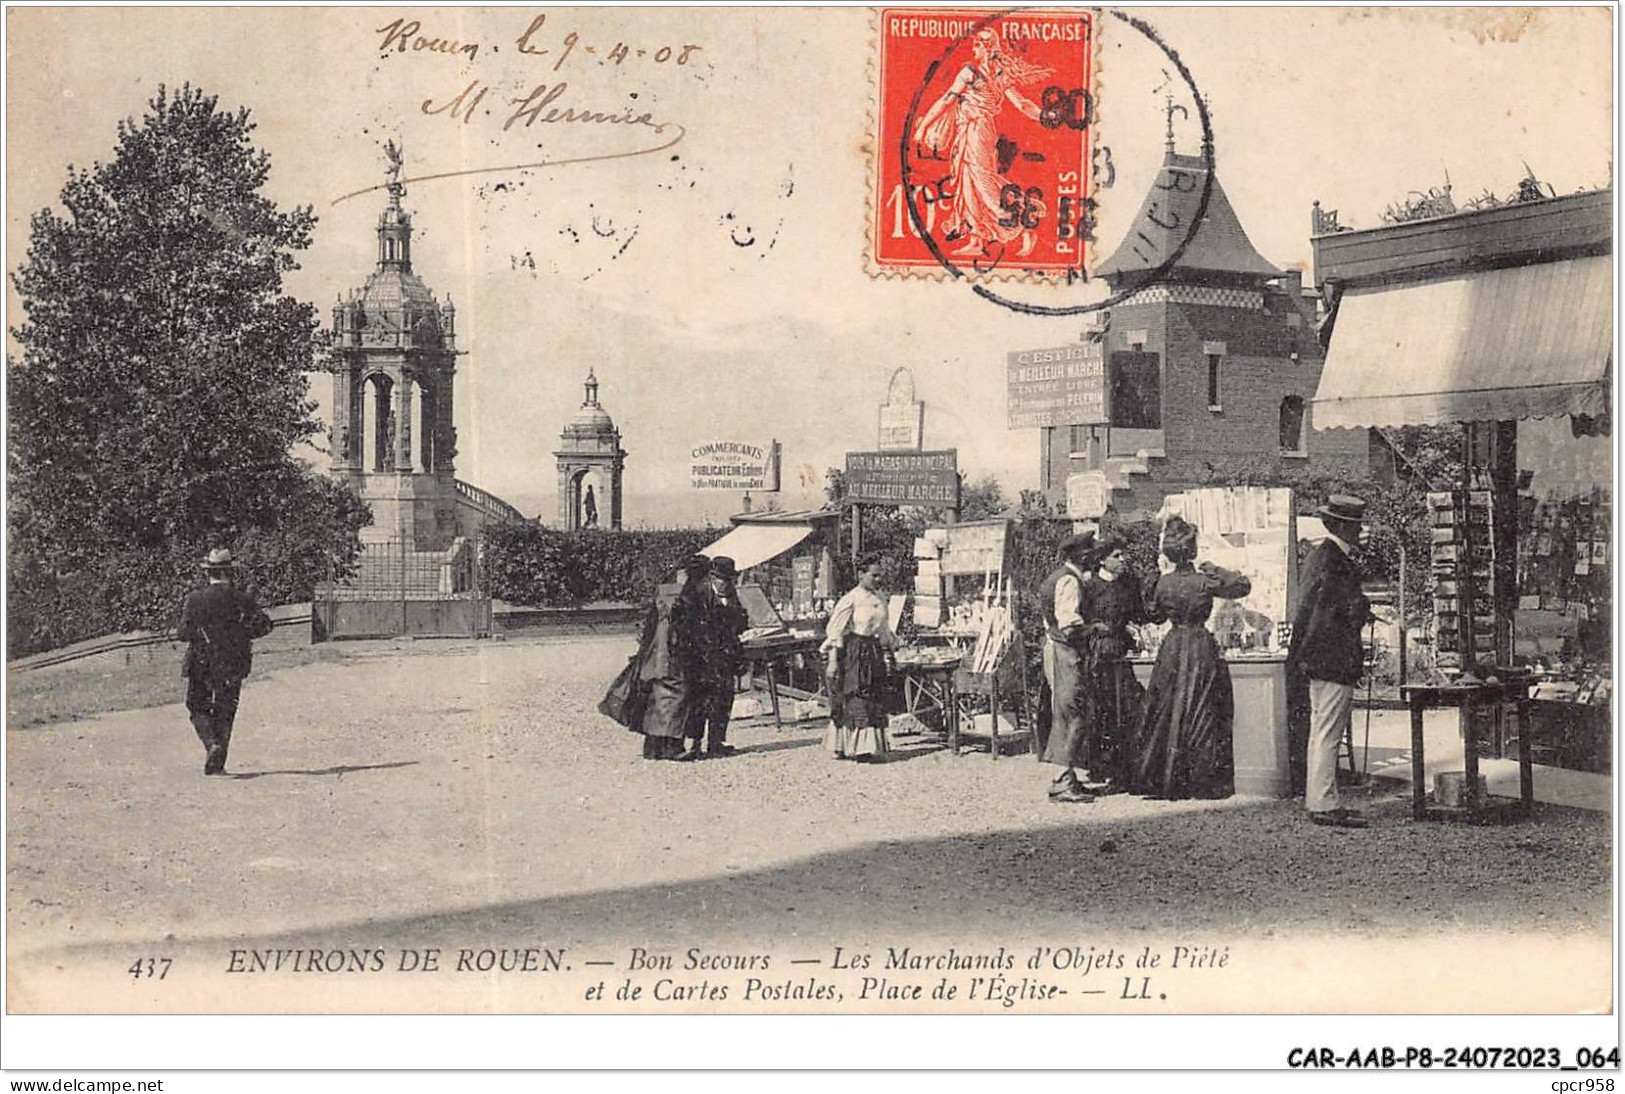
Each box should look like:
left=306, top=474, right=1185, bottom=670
left=1040, top=138, right=1369, bottom=517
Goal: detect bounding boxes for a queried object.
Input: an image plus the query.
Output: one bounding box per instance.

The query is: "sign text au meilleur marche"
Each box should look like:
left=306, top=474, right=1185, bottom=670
left=845, top=449, right=960, bottom=506
left=1007, top=343, right=1107, bottom=429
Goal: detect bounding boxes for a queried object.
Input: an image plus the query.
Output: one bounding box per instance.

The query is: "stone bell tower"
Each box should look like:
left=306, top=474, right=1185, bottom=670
left=327, top=143, right=462, bottom=548
left=555, top=370, right=627, bottom=530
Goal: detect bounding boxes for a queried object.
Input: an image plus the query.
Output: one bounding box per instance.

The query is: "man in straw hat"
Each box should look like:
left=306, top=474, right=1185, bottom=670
left=178, top=548, right=273, bottom=776
left=1288, top=495, right=1374, bottom=828
left=1035, top=529, right=1104, bottom=803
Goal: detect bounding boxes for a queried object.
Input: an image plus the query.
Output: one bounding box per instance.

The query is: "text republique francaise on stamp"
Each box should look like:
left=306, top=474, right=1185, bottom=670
left=871, top=8, right=1098, bottom=280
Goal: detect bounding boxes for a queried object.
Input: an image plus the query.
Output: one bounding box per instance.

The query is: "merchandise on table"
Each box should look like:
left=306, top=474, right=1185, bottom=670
left=1131, top=486, right=1297, bottom=662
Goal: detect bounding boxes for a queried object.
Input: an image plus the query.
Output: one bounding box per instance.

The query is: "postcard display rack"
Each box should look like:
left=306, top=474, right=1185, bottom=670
left=1413, top=476, right=1549, bottom=815
left=1424, top=478, right=1529, bottom=758
left=1427, top=483, right=1498, bottom=678
left=1130, top=487, right=1298, bottom=797
left=892, top=520, right=1030, bottom=757
left=1513, top=488, right=1612, bottom=773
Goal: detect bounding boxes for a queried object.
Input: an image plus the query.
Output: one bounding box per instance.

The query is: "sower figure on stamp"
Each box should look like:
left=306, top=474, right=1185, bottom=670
left=1036, top=530, right=1102, bottom=804
left=683, top=555, right=749, bottom=760
left=178, top=548, right=273, bottom=776
left=1287, top=495, right=1374, bottom=829
left=911, top=27, right=1053, bottom=259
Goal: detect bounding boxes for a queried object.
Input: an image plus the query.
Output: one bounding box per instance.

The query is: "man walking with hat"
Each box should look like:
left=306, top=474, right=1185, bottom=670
left=178, top=548, right=274, bottom=775
left=1036, top=530, right=1102, bottom=803
left=1288, top=495, right=1374, bottom=828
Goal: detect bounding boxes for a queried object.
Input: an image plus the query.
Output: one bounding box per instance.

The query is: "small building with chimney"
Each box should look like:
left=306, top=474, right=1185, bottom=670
left=1040, top=128, right=1369, bottom=517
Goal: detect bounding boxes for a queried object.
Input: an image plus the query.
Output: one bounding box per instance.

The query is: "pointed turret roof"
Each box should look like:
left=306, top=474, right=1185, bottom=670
left=1095, top=147, right=1282, bottom=285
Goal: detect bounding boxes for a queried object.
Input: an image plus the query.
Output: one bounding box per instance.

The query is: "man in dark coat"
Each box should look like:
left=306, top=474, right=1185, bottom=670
left=178, top=548, right=274, bottom=775
left=1036, top=530, right=1101, bottom=803
left=1075, top=536, right=1146, bottom=794
left=681, top=555, right=750, bottom=760
left=1287, top=496, right=1373, bottom=828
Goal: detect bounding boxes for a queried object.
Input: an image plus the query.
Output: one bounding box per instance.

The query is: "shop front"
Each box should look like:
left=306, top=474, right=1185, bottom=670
left=699, top=509, right=840, bottom=724
left=1311, top=188, right=1612, bottom=796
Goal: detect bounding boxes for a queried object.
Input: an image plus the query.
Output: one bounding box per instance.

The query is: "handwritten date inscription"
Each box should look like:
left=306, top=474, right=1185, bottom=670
left=375, top=15, right=701, bottom=70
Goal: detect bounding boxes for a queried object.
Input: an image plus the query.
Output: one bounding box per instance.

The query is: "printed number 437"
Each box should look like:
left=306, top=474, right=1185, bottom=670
left=129, top=957, right=172, bottom=980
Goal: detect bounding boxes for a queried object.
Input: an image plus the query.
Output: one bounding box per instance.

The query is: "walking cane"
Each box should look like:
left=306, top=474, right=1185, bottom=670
left=1360, top=617, right=1376, bottom=781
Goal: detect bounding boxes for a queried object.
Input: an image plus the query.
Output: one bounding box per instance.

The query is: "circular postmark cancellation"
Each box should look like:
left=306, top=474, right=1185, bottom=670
left=873, top=7, right=1215, bottom=316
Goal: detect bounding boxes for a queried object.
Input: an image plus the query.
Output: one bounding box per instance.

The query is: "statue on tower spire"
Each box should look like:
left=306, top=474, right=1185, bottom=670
left=384, top=139, right=405, bottom=201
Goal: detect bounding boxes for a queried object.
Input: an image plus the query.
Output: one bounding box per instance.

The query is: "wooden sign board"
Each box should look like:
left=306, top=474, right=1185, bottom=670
left=935, top=521, right=1011, bottom=576
left=878, top=401, right=924, bottom=451
left=1066, top=471, right=1109, bottom=520
left=737, top=583, right=786, bottom=629
left=791, top=555, right=816, bottom=612
left=1007, top=342, right=1107, bottom=429
left=845, top=449, right=959, bottom=506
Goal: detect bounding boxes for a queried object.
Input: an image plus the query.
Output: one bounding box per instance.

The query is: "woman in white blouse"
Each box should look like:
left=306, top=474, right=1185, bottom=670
left=822, top=554, right=900, bottom=760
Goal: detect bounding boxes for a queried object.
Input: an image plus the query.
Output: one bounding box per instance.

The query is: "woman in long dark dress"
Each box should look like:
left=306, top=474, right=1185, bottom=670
left=636, top=555, right=711, bottom=760
left=1075, top=538, right=1148, bottom=791
left=1132, top=517, right=1251, bottom=799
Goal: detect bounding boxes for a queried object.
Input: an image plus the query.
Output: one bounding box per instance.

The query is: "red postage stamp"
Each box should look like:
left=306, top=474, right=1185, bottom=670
left=871, top=7, right=1097, bottom=279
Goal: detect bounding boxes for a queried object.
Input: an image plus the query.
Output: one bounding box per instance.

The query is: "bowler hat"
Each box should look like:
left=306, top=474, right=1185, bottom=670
left=710, top=556, right=738, bottom=579
left=1317, top=495, right=1368, bottom=524
left=683, top=554, right=712, bottom=577
left=201, top=547, right=235, bottom=571
left=1059, top=530, right=1097, bottom=560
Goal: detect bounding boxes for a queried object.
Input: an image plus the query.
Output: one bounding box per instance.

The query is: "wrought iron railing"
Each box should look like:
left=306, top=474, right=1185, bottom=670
left=318, top=537, right=479, bottom=601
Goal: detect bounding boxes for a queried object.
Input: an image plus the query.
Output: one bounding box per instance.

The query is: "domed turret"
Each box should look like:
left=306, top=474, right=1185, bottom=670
left=325, top=140, right=467, bottom=550
left=565, top=370, right=618, bottom=435
left=555, top=369, right=627, bottom=530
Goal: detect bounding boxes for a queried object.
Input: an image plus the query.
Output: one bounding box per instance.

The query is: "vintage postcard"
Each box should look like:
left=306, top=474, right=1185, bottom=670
left=3, top=3, right=1616, bottom=1072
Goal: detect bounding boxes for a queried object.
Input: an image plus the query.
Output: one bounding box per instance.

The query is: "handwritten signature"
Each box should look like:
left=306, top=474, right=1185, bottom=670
left=421, top=79, right=666, bottom=134
left=331, top=106, right=685, bottom=206
left=338, top=14, right=696, bottom=205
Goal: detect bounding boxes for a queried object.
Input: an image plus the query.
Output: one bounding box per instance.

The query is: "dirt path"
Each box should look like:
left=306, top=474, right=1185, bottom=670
left=6, top=635, right=1611, bottom=1014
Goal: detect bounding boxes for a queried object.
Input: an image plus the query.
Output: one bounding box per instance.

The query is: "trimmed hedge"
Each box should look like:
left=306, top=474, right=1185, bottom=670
left=8, top=476, right=370, bottom=659
left=482, top=524, right=720, bottom=607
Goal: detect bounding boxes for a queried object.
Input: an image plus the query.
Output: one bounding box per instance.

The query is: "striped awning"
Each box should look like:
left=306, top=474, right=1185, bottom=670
left=1313, top=255, right=1612, bottom=428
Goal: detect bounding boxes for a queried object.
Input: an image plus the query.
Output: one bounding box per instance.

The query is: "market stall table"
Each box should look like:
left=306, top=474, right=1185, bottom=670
left=1402, top=677, right=1535, bottom=823
left=740, top=631, right=825, bottom=727
left=893, top=652, right=963, bottom=753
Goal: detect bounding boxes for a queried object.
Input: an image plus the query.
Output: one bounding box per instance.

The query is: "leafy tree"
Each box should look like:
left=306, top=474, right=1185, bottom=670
left=957, top=474, right=1008, bottom=521
left=9, top=84, right=370, bottom=655
left=1376, top=424, right=1463, bottom=489
left=822, top=467, right=1012, bottom=591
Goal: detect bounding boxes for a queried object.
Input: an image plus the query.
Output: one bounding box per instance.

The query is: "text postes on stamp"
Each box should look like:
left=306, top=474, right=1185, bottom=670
left=872, top=8, right=1096, bottom=280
